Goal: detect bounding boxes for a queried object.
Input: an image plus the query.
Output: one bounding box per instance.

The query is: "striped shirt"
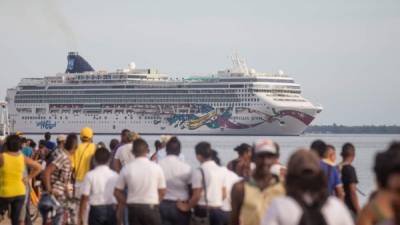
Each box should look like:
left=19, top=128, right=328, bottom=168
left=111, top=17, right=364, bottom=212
left=50, top=149, right=74, bottom=197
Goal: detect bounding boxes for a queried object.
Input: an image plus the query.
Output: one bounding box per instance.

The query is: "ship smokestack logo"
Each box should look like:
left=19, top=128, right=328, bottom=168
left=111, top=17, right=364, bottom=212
left=67, top=58, right=75, bottom=71
left=65, top=52, right=94, bottom=73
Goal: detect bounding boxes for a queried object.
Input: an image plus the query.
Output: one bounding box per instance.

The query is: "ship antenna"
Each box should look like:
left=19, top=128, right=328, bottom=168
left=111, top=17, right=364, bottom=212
left=231, top=52, right=249, bottom=76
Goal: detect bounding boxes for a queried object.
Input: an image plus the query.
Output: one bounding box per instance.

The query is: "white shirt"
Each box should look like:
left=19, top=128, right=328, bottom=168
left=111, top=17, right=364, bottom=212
left=81, top=165, right=119, bottom=206
left=156, top=148, right=185, bottom=162
left=159, top=155, right=192, bottom=201
left=262, top=196, right=354, bottom=225
left=221, top=167, right=241, bottom=212
left=192, top=160, right=226, bottom=207
left=115, top=157, right=166, bottom=204
left=114, top=143, right=135, bottom=167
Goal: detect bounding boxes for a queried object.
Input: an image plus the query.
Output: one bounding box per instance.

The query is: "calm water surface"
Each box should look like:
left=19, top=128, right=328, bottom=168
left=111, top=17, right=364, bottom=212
left=30, top=133, right=400, bottom=204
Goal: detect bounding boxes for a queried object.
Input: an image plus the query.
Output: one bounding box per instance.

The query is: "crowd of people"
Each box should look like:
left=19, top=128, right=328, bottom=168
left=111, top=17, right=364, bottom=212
left=0, top=128, right=399, bottom=225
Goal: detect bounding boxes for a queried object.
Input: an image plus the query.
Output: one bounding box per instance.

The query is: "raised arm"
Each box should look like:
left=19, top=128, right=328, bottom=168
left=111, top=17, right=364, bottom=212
left=25, top=156, right=43, bottom=180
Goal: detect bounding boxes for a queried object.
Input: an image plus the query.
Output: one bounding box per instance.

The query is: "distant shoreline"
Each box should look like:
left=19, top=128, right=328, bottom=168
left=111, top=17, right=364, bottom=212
left=305, top=125, right=400, bottom=134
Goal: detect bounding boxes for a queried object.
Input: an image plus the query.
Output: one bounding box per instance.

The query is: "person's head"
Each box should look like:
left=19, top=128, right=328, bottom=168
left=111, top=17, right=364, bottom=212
left=253, top=139, right=279, bottom=176
left=310, top=139, right=327, bottom=159
left=38, top=140, right=47, bottom=149
left=325, top=144, right=336, bottom=163
left=341, top=143, right=355, bottom=162
left=166, top=137, right=181, bottom=156
left=160, top=135, right=173, bottom=148
left=120, top=129, right=132, bottom=144
left=80, top=127, right=93, bottom=142
left=20, top=137, right=28, bottom=148
left=94, top=147, right=111, bottom=165
left=109, top=139, right=119, bottom=151
left=29, top=139, right=36, bottom=149
left=195, top=142, right=212, bottom=163
left=64, top=133, right=78, bottom=152
left=131, top=132, right=140, bottom=141
left=374, top=142, right=400, bottom=192
left=154, top=140, right=162, bottom=151
left=5, top=135, right=21, bottom=152
left=44, top=132, right=51, bottom=141
left=97, top=142, right=106, bottom=149
left=211, top=149, right=221, bottom=166
left=15, top=131, right=24, bottom=138
left=132, top=138, right=149, bottom=157
left=56, top=135, right=66, bottom=147
left=234, top=143, right=252, bottom=160
left=286, top=149, right=329, bottom=223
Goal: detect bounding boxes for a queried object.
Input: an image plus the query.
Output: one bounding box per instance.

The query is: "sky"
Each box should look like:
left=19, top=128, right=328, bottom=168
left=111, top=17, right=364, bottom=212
left=0, top=0, right=399, bottom=126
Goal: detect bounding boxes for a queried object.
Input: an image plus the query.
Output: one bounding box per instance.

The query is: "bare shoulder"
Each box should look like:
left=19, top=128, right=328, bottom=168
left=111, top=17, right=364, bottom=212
left=232, top=180, right=246, bottom=195
left=356, top=202, right=374, bottom=225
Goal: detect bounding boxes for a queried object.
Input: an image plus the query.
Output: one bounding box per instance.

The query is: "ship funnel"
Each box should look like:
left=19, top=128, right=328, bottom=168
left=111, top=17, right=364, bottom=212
left=66, top=52, right=95, bottom=73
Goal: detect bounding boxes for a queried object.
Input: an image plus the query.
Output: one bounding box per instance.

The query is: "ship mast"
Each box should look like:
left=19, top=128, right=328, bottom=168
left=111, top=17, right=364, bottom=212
left=231, top=53, right=249, bottom=76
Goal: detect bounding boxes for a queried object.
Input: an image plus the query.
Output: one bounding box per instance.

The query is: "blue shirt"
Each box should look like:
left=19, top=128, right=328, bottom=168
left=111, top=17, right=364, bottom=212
left=320, top=160, right=341, bottom=195
left=22, top=147, right=33, bottom=157
left=45, top=141, right=56, bottom=151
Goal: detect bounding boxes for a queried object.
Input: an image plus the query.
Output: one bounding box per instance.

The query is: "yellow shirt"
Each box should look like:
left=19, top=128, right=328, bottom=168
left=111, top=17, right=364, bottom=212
left=240, top=178, right=285, bottom=225
left=0, top=153, right=26, bottom=197
left=72, top=142, right=96, bottom=182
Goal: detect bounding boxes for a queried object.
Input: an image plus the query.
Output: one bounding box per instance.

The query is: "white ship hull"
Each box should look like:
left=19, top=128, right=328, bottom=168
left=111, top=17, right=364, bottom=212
left=9, top=105, right=318, bottom=136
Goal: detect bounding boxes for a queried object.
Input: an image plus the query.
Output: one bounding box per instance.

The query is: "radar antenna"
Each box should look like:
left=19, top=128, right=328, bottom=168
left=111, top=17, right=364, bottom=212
left=231, top=53, right=249, bottom=75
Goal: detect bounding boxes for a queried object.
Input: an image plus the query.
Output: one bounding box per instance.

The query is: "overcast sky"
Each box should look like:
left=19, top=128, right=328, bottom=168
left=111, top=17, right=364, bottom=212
left=0, top=0, right=399, bottom=125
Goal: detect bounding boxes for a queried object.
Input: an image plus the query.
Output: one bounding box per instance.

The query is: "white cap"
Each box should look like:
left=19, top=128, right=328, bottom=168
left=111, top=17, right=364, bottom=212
left=254, top=139, right=277, bottom=155
left=56, top=135, right=66, bottom=142
left=160, top=135, right=173, bottom=144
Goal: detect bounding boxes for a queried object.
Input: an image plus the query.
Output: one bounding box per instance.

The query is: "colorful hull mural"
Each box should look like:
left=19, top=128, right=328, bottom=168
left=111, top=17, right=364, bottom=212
left=166, top=104, right=314, bottom=131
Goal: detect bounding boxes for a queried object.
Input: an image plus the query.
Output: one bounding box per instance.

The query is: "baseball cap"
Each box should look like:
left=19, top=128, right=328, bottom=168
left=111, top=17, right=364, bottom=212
left=160, top=135, right=172, bottom=145
left=15, top=131, right=24, bottom=137
left=56, top=135, right=66, bottom=142
left=80, top=127, right=93, bottom=139
left=287, top=149, right=320, bottom=176
left=254, top=139, right=277, bottom=155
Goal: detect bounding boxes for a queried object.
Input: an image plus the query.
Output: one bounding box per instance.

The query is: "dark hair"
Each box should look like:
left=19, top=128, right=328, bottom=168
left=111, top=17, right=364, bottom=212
left=234, top=143, right=251, bottom=156
left=132, top=138, right=149, bottom=156
left=5, top=135, right=21, bottom=152
left=341, top=143, right=355, bottom=158
left=310, top=140, right=327, bottom=158
left=274, top=142, right=280, bottom=158
left=94, top=147, right=111, bottom=165
left=97, top=142, right=106, bottom=149
left=211, top=149, right=221, bottom=166
left=109, top=139, right=119, bottom=151
left=195, top=142, right=212, bottom=159
left=29, top=139, right=37, bottom=149
left=38, top=140, right=47, bottom=148
left=374, top=142, right=400, bottom=189
left=65, top=134, right=78, bottom=151
left=121, top=129, right=132, bottom=142
left=20, top=137, right=27, bottom=144
left=154, top=140, right=162, bottom=151
left=44, top=132, right=51, bottom=141
left=166, top=137, right=181, bottom=156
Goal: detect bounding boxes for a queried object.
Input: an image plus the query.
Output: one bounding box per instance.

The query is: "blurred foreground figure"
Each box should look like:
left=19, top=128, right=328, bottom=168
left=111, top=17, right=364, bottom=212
left=263, top=149, right=353, bottom=225
left=357, top=142, right=400, bottom=225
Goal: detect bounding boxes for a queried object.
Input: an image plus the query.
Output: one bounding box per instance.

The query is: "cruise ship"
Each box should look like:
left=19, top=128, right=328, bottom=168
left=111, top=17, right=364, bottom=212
left=6, top=52, right=322, bottom=135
